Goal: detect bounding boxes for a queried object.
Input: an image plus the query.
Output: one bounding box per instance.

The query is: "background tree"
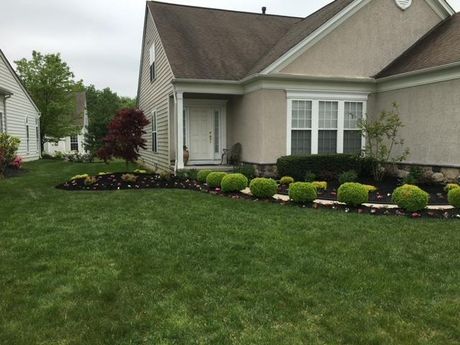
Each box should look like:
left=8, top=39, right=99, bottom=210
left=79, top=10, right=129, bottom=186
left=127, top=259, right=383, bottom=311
left=359, top=103, right=410, bottom=181
left=97, top=108, right=149, bottom=169
left=15, top=51, right=83, bottom=149
left=84, top=85, right=137, bottom=160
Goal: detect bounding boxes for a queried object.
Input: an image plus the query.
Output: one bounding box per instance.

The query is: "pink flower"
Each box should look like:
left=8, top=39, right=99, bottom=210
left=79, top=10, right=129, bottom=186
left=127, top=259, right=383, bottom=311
left=10, top=156, right=23, bottom=169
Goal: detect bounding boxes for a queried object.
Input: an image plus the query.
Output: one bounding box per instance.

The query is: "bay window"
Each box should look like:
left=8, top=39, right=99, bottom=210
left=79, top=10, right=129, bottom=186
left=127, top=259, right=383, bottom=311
left=287, top=92, right=366, bottom=156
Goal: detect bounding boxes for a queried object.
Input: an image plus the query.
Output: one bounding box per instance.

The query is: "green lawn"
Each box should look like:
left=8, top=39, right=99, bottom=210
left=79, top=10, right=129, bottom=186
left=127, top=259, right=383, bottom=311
left=0, top=160, right=459, bottom=345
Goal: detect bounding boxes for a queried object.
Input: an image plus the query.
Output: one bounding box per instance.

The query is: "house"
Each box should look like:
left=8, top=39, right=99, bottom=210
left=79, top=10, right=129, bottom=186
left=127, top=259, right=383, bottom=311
left=43, top=92, right=88, bottom=156
left=137, top=0, right=460, bottom=180
left=0, top=49, right=41, bottom=161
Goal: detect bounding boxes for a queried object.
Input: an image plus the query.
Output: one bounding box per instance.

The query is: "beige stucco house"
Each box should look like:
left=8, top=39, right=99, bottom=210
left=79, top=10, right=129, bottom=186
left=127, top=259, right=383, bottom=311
left=137, top=0, right=460, bottom=179
left=0, top=49, right=41, bottom=161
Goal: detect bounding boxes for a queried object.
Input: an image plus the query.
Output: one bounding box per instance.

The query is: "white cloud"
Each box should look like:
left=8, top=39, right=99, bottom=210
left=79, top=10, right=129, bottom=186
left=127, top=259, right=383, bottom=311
left=0, top=0, right=459, bottom=97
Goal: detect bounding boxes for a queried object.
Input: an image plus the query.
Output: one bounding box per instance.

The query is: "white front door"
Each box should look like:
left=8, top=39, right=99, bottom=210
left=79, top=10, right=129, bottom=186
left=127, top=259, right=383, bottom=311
left=188, top=107, right=215, bottom=161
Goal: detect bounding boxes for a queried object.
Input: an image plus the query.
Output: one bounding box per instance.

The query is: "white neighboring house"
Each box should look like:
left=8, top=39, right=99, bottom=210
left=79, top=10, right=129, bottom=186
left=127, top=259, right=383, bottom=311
left=43, top=92, right=88, bottom=156
left=0, top=49, right=41, bottom=161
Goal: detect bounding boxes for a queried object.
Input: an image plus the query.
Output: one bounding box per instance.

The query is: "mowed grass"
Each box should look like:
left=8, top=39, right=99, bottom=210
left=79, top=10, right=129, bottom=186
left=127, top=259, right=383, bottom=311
left=0, top=160, right=459, bottom=345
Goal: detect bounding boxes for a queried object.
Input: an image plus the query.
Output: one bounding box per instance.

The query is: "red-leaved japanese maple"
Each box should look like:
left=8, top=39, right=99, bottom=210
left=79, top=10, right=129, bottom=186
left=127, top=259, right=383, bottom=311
left=97, top=108, right=150, bottom=169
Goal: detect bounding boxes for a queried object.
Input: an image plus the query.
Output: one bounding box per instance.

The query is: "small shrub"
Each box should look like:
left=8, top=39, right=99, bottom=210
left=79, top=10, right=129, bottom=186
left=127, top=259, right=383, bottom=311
left=403, top=166, right=424, bottom=185
left=338, top=170, right=358, bottom=184
left=70, top=174, right=89, bottom=181
left=312, top=181, right=328, bottom=191
left=289, top=182, right=317, bottom=204
left=280, top=176, right=294, bottom=186
left=392, top=184, right=429, bottom=212
left=221, top=173, right=248, bottom=193
left=9, top=156, right=23, bottom=169
left=84, top=176, right=97, bottom=186
left=364, top=184, right=378, bottom=193
left=304, top=171, right=316, bottom=182
left=233, top=164, right=256, bottom=179
left=176, top=169, right=198, bottom=180
left=122, top=173, right=138, bottom=183
left=444, top=183, right=460, bottom=193
left=197, top=170, right=212, bottom=183
left=0, top=133, right=20, bottom=178
left=338, top=183, right=369, bottom=207
left=448, top=188, right=460, bottom=208
left=250, top=178, right=278, bottom=199
left=206, top=172, right=227, bottom=188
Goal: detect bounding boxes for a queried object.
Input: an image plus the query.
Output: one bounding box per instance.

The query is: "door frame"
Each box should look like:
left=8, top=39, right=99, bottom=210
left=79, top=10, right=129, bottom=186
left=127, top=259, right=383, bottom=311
left=184, top=99, right=227, bottom=165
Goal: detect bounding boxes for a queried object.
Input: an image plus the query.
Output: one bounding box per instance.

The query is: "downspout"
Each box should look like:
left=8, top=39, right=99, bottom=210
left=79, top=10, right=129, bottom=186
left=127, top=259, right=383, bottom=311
left=3, top=94, right=11, bottom=133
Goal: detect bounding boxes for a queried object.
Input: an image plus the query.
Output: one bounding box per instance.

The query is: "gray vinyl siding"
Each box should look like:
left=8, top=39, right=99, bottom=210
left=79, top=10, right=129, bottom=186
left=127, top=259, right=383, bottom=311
left=138, top=8, right=174, bottom=172
left=0, top=53, right=40, bottom=161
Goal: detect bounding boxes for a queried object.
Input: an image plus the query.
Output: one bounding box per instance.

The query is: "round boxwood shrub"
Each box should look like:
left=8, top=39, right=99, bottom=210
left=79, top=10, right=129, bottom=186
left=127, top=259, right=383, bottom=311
left=206, top=172, right=227, bottom=188
left=448, top=187, right=460, bottom=208
left=249, top=178, right=278, bottom=199
left=280, top=176, right=294, bottom=186
left=312, top=181, right=328, bottom=191
left=221, top=173, right=248, bottom=193
left=197, top=170, right=212, bottom=183
left=337, top=182, right=369, bottom=207
left=289, top=182, right=317, bottom=204
left=392, top=184, right=429, bottom=212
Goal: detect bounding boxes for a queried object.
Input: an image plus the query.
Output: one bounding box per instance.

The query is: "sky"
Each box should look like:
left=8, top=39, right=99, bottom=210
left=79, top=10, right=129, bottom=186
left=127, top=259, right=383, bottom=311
left=1, top=0, right=459, bottom=98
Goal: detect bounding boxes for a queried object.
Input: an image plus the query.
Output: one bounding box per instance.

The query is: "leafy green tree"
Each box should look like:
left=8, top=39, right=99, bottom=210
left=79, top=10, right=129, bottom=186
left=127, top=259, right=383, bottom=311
left=359, top=103, right=410, bottom=181
left=15, top=51, right=83, bottom=149
left=84, top=86, right=136, bottom=160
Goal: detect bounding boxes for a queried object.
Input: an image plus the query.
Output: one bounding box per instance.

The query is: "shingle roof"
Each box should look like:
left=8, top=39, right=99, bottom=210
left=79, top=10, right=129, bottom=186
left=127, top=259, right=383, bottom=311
left=148, top=0, right=354, bottom=80
left=377, top=13, right=460, bottom=78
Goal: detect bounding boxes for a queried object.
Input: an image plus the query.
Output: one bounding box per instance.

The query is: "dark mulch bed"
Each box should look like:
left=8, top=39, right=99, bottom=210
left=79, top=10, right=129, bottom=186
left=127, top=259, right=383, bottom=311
left=56, top=173, right=460, bottom=220
left=278, top=177, right=450, bottom=205
left=3, top=167, right=28, bottom=178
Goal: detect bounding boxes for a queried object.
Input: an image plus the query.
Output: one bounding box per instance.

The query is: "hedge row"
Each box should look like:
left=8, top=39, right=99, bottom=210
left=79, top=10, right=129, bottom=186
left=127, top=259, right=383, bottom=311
left=276, top=154, right=376, bottom=181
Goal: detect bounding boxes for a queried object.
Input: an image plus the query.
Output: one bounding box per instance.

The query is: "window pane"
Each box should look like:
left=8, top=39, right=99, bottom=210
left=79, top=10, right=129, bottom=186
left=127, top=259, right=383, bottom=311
left=70, top=135, right=78, bottom=151
left=214, top=111, right=219, bottom=154
left=319, top=101, right=338, bottom=129
left=344, top=130, right=362, bottom=154
left=291, top=130, right=311, bottom=155
left=318, top=130, right=337, bottom=154
left=292, top=100, right=312, bottom=129
left=26, top=125, right=30, bottom=152
left=344, top=102, right=363, bottom=129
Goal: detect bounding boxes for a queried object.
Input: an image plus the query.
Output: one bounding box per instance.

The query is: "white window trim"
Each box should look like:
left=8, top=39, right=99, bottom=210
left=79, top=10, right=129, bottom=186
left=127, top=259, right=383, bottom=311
left=286, top=91, right=367, bottom=156
left=151, top=110, right=158, bottom=153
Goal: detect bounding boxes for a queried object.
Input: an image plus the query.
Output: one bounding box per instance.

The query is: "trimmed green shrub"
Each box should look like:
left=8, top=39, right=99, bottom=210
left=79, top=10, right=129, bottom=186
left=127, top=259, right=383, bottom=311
left=338, top=183, right=369, bottom=207
left=233, top=164, right=256, bottom=179
left=249, top=178, right=278, bottom=199
left=197, top=170, right=212, bottom=183
left=277, top=154, right=376, bottom=181
left=289, top=182, right=317, bottom=204
left=206, top=172, right=227, bottom=188
left=444, top=183, right=460, bottom=193
left=338, top=170, right=358, bottom=184
left=312, top=181, right=328, bottom=191
left=280, top=176, right=294, bottom=186
left=364, top=184, right=378, bottom=193
left=392, top=184, right=429, bottom=212
left=221, top=173, right=248, bottom=193
left=304, top=171, right=316, bottom=182
left=448, top=187, right=460, bottom=208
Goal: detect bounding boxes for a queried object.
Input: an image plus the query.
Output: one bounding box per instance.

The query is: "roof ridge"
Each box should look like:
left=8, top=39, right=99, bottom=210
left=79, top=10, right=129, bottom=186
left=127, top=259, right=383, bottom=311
left=147, top=1, right=303, bottom=20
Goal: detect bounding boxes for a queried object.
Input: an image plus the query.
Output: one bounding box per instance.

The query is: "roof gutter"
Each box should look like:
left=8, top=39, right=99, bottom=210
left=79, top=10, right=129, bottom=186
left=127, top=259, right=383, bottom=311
left=376, top=61, right=460, bottom=83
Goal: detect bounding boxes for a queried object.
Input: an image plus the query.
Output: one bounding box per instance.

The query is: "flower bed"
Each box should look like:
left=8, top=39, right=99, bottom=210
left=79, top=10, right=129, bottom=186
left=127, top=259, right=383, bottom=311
left=56, top=172, right=459, bottom=219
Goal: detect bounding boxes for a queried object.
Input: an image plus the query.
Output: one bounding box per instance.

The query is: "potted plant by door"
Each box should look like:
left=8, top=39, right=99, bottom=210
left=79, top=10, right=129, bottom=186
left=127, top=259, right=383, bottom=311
left=183, top=145, right=190, bottom=165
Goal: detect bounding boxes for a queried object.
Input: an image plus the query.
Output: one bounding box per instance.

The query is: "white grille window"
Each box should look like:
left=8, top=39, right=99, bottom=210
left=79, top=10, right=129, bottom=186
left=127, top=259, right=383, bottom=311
left=152, top=111, right=158, bottom=153
left=291, top=100, right=312, bottom=155
left=149, top=44, right=156, bottom=82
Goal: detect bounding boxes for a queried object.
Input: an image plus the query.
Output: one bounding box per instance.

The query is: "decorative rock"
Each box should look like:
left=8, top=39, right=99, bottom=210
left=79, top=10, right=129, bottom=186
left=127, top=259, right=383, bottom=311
left=432, top=173, right=446, bottom=184
left=396, top=169, right=410, bottom=179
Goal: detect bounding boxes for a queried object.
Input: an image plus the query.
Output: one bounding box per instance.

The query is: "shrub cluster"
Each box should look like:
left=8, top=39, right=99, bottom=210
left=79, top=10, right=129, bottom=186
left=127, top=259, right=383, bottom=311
left=448, top=188, right=460, bottom=208
left=197, top=170, right=212, bottom=183
left=280, top=176, right=294, bottom=186
left=250, top=178, right=278, bottom=199
left=392, top=184, right=429, bottom=212
left=289, top=182, right=317, bottom=204
left=206, top=172, right=227, bottom=188
left=221, top=173, right=248, bottom=193
left=338, top=183, right=369, bottom=207
left=277, top=154, right=376, bottom=181
left=444, top=183, right=460, bottom=192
